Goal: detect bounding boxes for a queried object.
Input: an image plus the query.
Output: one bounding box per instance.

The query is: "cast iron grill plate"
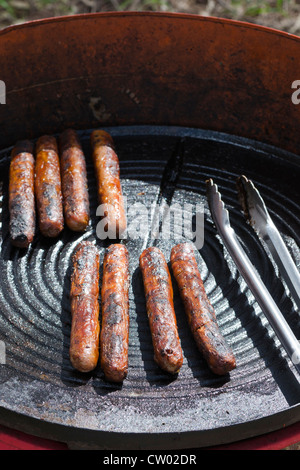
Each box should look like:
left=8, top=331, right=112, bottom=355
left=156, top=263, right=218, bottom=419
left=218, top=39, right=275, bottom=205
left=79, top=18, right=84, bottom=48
left=0, top=125, right=299, bottom=449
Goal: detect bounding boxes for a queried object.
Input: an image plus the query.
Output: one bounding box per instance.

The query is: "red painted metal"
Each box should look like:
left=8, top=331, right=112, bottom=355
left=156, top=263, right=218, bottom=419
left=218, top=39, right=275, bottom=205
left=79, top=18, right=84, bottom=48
left=0, top=424, right=68, bottom=450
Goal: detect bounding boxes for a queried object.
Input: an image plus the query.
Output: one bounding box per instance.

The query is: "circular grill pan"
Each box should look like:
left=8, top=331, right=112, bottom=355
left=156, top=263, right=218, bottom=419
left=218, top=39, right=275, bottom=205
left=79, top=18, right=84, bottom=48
left=0, top=125, right=300, bottom=449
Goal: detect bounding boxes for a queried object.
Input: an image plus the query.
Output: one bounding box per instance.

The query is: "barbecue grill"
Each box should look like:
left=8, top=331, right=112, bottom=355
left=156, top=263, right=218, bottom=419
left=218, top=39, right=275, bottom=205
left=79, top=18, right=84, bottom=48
left=0, top=12, right=300, bottom=450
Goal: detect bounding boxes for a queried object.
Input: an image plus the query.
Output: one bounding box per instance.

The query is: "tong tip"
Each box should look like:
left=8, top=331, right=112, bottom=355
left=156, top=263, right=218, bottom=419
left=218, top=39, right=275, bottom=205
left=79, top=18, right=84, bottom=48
left=236, top=175, right=251, bottom=222
left=205, top=177, right=214, bottom=188
left=205, top=178, right=231, bottom=228
left=236, top=175, right=269, bottom=228
left=205, top=178, right=218, bottom=197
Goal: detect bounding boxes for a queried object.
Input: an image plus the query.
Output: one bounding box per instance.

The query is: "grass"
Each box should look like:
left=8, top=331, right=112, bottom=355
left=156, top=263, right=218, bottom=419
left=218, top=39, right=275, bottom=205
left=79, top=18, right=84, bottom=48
left=0, top=0, right=75, bottom=22
left=230, top=0, right=291, bottom=16
left=0, top=0, right=17, bottom=17
left=0, top=0, right=297, bottom=29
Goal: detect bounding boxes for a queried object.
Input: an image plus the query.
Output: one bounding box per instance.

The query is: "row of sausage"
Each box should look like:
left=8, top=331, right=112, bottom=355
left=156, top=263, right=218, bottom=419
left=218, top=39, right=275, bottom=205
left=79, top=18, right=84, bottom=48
left=69, top=241, right=236, bottom=382
left=8, top=128, right=236, bottom=381
left=8, top=129, right=126, bottom=248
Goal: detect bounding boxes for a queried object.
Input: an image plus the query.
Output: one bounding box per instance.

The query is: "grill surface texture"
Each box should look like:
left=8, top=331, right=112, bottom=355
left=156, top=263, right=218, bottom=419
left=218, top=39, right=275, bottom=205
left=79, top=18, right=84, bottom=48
left=0, top=126, right=299, bottom=449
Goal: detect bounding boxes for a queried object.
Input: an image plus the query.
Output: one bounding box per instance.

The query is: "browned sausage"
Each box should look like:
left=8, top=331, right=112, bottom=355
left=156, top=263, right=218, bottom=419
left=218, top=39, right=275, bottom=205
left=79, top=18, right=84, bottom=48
left=59, top=129, right=90, bottom=232
left=139, top=247, right=183, bottom=374
left=100, top=244, right=130, bottom=382
left=9, top=140, right=35, bottom=248
left=170, top=242, right=236, bottom=375
left=90, top=130, right=127, bottom=239
left=69, top=241, right=100, bottom=372
left=35, top=135, right=64, bottom=238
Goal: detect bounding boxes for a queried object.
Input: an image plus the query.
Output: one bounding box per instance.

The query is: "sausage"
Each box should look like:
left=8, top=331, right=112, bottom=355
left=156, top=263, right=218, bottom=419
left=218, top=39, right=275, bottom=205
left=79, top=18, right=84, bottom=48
left=90, top=130, right=127, bottom=239
left=100, top=244, right=130, bottom=382
left=8, top=140, right=36, bottom=248
left=69, top=241, right=100, bottom=373
left=35, top=135, right=64, bottom=237
left=139, top=247, right=183, bottom=374
left=170, top=242, right=236, bottom=375
left=59, top=129, right=90, bottom=232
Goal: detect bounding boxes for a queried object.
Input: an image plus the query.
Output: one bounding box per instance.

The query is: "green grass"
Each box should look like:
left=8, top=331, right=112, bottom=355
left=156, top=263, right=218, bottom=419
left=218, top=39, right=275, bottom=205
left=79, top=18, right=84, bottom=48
left=0, top=0, right=293, bottom=21
left=230, top=0, right=290, bottom=16
left=0, top=0, right=17, bottom=17
left=0, top=0, right=74, bottom=20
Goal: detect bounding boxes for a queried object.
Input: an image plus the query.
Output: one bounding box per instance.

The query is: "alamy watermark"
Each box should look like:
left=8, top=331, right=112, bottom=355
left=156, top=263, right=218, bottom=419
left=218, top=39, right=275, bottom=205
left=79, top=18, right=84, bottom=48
left=95, top=197, right=205, bottom=249
left=0, top=341, right=6, bottom=364
left=0, top=80, right=5, bottom=104
left=291, top=80, right=300, bottom=104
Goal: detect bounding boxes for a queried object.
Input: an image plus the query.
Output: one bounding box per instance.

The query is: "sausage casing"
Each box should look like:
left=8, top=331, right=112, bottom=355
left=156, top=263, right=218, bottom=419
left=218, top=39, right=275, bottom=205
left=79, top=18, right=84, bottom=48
left=59, top=129, right=90, bottom=232
left=170, top=242, right=236, bottom=375
left=35, top=135, right=64, bottom=237
left=9, top=140, right=35, bottom=248
left=100, top=244, right=130, bottom=382
left=90, top=130, right=127, bottom=239
left=69, top=241, right=100, bottom=372
left=139, top=247, right=183, bottom=374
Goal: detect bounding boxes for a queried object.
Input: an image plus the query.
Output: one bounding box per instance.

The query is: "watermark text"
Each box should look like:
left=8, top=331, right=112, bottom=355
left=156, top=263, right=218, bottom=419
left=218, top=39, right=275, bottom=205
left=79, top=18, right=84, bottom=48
left=291, top=80, right=300, bottom=105
left=96, top=198, right=204, bottom=249
left=0, top=81, right=5, bottom=104
left=0, top=341, right=6, bottom=364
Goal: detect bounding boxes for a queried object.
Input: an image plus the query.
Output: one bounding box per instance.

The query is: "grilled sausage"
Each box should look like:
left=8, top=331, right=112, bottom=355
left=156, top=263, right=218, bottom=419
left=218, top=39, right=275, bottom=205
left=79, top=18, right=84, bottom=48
left=9, top=140, right=36, bottom=248
left=170, top=242, right=236, bottom=375
left=139, top=247, right=183, bottom=374
left=100, top=244, right=130, bottom=382
left=69, top=241, right=100, bottom=373
left=59, top=129, right=90, bottom=232
left=35, top=135, right=64, bottom=238
left=90, top=130, right=127, bottom=239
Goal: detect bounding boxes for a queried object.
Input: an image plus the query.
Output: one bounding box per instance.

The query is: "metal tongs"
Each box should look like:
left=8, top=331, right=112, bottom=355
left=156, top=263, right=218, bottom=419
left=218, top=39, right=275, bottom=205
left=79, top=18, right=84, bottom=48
left=237, top=175, right=300, bottom=311
left=206, top=178, right=300, bottom=376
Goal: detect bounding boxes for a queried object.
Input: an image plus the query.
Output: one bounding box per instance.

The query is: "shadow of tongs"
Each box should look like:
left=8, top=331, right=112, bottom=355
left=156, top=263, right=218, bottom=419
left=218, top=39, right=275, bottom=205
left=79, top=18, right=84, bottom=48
left=206, top=178, right=300, bottom=376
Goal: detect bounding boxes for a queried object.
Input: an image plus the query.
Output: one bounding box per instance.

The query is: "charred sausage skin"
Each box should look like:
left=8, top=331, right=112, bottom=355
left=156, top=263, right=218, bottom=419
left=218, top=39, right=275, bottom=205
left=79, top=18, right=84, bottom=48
left=90, top=130, right=127, bottom=239
left=100, top=244, right=130, bottom=382
left=35, top=135, right=64, bottom=238
left=170, top=242, right=236, bottom=375
left=59, top=129, right=90, bottom=232
left=139, top=247, right=183, bottom=374
left=69, top=241, right=100, bottom=373
left=9, top=140, right=36, bottom=248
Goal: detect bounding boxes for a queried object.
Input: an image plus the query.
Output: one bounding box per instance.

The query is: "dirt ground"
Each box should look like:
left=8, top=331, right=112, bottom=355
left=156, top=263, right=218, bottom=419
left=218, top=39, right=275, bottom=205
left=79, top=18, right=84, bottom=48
left=1, top=0, right=300, bottom=35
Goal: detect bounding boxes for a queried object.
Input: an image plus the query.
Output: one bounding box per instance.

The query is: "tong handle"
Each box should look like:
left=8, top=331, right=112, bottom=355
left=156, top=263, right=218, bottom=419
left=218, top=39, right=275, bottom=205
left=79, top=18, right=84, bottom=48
left=237, top=175, right=300, bottom=311
left=264, top=222, right=300, bottom=311
left=226, top=226, right=300, bottom=373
